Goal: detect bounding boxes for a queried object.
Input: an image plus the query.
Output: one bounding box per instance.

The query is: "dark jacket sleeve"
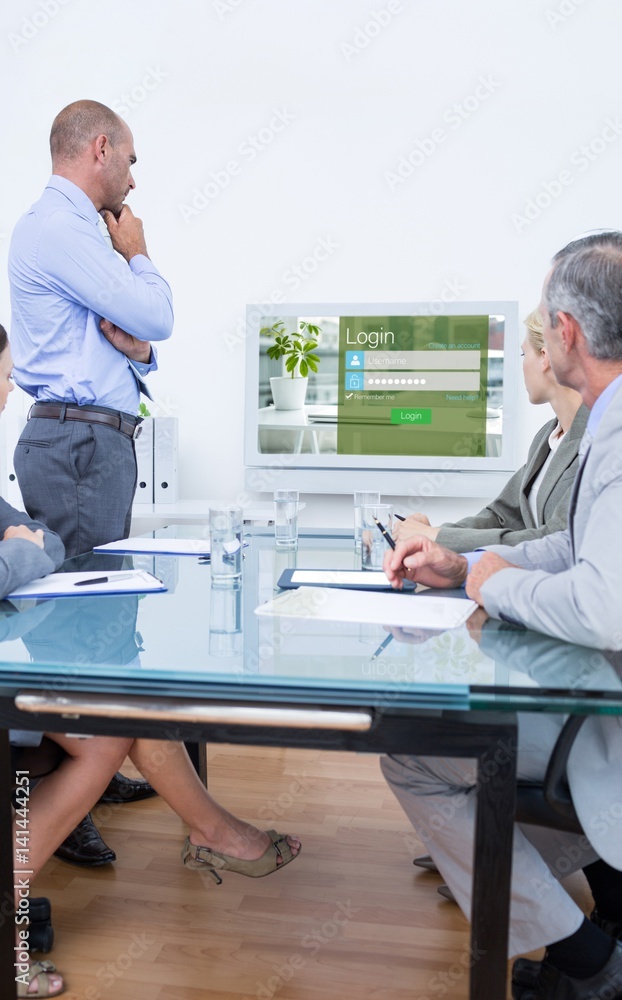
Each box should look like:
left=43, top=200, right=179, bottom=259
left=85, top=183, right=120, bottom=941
left=435, top=412, right=586, bottom=552
left=0, top=496, right=65, bottom=599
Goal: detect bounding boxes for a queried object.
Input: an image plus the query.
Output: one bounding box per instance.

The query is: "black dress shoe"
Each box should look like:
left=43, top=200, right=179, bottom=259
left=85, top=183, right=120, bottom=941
left=538, top=940, right=622, bottom=999
left=512, top=909, right=622, bottom=999
left=514, top=941, right=622, bottom=999
left=54, top=813, right=116, bottom=867
left=99, top=771, right=157, bottom=803
left=29, top=897, right=54, bottom=953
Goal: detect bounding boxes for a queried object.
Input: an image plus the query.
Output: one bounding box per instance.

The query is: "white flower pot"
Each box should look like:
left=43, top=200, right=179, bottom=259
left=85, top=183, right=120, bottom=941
left=270, top=376, right=308, bottom=410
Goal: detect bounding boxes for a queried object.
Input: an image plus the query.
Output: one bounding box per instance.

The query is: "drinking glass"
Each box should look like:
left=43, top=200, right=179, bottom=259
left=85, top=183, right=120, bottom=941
left=360, top=503, right=394, bottom=570
left=353, top=491, right=380, bottom=552
left=274, top=489, right=299, bottom=548
left=209, top=505, right=243, bottom=583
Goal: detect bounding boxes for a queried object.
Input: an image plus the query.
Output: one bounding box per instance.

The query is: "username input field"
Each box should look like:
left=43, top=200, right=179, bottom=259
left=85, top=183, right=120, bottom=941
left=358, top=350, right=481, bottom=370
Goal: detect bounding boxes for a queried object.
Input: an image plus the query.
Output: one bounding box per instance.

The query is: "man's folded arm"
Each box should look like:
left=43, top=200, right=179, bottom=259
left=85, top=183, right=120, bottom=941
left=38, top=212, right=174, bottom=342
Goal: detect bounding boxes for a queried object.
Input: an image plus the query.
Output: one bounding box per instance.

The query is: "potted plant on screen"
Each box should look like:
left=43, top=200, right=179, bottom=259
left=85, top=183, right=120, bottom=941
left=261, top=320, right=321, bottom=410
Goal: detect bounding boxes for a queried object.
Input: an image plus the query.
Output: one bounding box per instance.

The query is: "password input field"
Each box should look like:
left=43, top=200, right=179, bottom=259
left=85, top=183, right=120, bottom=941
left=362, top=371, right=481, bottom=391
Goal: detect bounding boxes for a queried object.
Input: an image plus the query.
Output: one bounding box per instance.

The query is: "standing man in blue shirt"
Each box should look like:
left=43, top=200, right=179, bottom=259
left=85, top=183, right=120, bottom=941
left=8, top=99, right=172, bottom=867
left=9, top=99, right=174, bottom=559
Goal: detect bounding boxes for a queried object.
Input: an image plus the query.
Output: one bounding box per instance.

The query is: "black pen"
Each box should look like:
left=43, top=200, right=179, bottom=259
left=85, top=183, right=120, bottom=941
left=370, top=633, right=394, bottom=660
left=394, top=513, right=406, bottom=521
left=373, top=516, right=396, bottom=550
left=74, top=571, right=138, bottom=587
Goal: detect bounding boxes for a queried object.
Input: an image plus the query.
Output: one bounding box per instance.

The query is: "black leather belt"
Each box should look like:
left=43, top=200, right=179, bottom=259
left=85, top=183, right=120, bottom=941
left=29, top=402, right=142, bottom=440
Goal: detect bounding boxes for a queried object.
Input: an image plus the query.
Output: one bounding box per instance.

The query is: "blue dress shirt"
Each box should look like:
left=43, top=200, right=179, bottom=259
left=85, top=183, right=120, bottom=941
left=9, top=176, right=174, bottom=413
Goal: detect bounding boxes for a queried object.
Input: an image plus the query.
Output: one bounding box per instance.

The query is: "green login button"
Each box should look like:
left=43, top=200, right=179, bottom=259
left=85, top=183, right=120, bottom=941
left=391, top=407, right=432, bottom=425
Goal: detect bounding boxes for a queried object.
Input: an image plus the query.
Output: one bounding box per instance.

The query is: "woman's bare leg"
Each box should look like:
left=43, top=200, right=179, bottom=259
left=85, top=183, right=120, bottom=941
left=12, top=734, right=132, bottom=996
left=128, top=739, right=300, bottom=861
left=15, top=734, right=133, bottom=877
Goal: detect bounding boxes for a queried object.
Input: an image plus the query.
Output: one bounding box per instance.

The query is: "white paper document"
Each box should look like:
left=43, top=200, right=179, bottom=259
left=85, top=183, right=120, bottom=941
left=94, top=537, right=211, bottom=556
left=255, top=586, right=477, bottom=630
left=8, top=570, right=167, bottom=599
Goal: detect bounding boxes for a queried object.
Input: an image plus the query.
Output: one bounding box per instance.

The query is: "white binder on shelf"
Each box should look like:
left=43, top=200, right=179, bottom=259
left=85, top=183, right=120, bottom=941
left=154, top=417, right=179, bottom=503
left=1, top=413, right=27, bottom=510
left=134, top=416, right=154, bottom=503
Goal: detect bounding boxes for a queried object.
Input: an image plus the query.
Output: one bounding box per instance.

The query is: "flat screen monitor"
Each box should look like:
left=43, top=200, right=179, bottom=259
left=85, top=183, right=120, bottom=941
left=244, top=302, right=519, bottom=496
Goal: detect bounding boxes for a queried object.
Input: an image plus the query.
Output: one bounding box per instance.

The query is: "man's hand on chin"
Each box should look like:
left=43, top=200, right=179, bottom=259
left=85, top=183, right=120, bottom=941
left=466, top=552, right=518, bottom=606
left=100, top=318, right=151, bottom=363
left=383, top=536, right=469, bottom=591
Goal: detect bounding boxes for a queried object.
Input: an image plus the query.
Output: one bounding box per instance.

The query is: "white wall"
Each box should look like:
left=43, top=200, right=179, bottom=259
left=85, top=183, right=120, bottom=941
left=1, top=0, right=621, bottom=527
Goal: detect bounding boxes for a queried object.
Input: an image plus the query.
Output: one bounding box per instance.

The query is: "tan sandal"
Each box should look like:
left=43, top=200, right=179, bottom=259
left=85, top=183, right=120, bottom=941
left=17, top=960, right=64, bottom=998
left=181, top=829, right=300, bottom=885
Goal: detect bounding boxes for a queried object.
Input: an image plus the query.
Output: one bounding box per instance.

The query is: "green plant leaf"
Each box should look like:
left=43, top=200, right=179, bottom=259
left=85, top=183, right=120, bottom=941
left=299, top=360, right=308, bottom=377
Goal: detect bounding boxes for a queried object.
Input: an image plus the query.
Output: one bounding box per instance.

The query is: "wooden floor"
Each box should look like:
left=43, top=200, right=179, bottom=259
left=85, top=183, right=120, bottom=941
left=35, top=745, right=593, bottom=1000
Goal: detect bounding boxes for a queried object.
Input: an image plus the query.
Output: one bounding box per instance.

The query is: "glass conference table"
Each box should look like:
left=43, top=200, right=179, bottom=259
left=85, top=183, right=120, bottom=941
left=1, top=527, right=621, bottom=1000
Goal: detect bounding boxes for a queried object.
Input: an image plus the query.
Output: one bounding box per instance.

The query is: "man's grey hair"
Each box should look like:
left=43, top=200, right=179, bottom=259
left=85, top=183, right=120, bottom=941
left=544, top=231, right=622, bottom=360
left=50, top=100, right=127, bottom=162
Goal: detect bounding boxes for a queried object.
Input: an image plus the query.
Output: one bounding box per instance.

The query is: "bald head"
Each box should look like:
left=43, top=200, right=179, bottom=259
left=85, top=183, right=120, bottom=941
left=50, top=100, right=127, bottom=164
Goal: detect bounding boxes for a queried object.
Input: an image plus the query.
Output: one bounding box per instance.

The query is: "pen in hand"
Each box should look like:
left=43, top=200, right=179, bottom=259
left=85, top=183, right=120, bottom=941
left=394, top=513, right=406, bottom=521
left=373, top=516, right=396, bottom=550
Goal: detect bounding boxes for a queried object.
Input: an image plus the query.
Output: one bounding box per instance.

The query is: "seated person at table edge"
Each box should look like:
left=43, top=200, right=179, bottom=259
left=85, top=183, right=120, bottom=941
left=383, top=233, right=622, bottom=999
left=385, top=231, right=622, bottom=652
left=393, top=308, right=588, bottom=552
left=0, top=324, right=64, bottom=591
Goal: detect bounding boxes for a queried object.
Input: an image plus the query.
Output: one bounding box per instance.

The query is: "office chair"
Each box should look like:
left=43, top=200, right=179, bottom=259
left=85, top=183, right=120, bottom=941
left=414, top=715, right=587, bottom=886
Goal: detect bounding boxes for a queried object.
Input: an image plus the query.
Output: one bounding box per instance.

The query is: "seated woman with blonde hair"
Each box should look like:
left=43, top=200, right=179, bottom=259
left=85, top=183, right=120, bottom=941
left=393, top=309, right=588, bottom=552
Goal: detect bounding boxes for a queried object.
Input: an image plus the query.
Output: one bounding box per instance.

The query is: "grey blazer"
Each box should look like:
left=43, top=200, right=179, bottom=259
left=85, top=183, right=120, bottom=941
left=481, top=381, right=622, bottom=650
left=436, top=406, right=589, bottom=552
left=0, top=495, right=64, bottom=598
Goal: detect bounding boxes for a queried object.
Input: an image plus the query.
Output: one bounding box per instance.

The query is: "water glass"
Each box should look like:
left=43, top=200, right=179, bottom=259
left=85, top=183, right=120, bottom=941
left=209, top=581, right=243, bottom=657
left=353, top=491, right=380, bottom=552
left=274, top=489, right=299, bottom=548
left=360, top=503, right=394, bottom=570
left=209, top=505, right=243, bottom=583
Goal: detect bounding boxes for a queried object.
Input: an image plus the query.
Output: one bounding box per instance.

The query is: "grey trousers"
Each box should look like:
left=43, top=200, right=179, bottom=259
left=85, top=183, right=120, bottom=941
left=382, top=713, right=599, bottom=957
left=15, top=416, right=137, bottom=559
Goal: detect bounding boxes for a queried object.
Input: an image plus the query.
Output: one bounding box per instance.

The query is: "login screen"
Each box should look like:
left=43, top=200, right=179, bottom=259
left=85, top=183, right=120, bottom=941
left=338, top=315, right=488, bottom=457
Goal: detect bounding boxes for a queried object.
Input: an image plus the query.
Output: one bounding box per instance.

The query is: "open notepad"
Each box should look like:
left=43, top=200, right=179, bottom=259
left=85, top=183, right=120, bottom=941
left=94, top=537, right=212, bottom=556
left=7, top=570, right=167, bottom=599
left=255, top=586, right=477, bottom=630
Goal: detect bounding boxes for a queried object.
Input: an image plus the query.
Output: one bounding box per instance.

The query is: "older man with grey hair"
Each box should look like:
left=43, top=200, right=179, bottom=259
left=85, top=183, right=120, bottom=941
left=383, top=232, right=622, bottom=999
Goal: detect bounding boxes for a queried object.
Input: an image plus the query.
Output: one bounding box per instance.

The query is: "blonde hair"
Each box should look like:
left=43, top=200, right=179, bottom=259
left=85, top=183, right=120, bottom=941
left=524, top=309, right=544, bottom=352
